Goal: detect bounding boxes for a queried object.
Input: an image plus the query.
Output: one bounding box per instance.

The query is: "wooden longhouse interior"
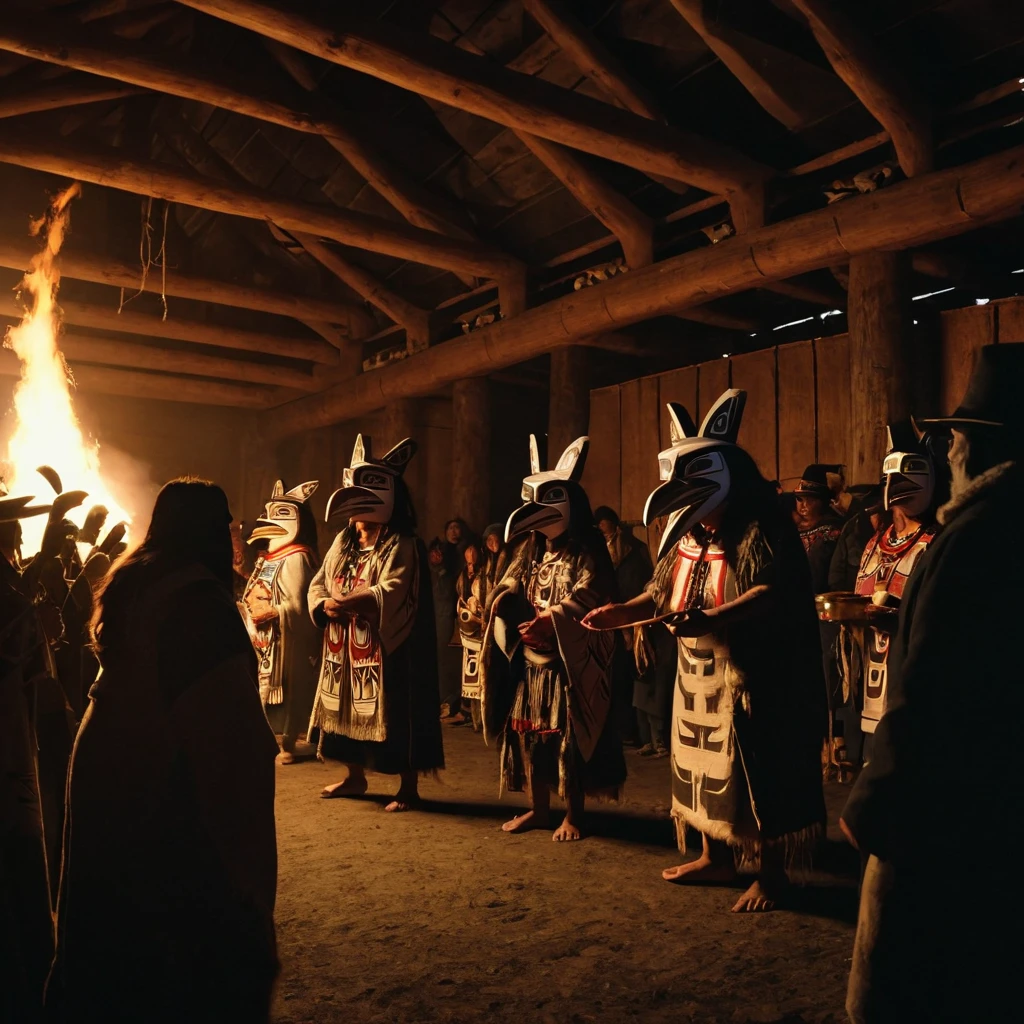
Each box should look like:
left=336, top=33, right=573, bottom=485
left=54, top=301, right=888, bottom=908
left=2, top=1, right=1024, bottom=1020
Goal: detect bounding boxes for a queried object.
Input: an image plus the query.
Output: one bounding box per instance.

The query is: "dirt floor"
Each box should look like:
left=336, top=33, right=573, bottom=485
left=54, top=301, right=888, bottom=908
left=271, top=726, right=859, bottom=1024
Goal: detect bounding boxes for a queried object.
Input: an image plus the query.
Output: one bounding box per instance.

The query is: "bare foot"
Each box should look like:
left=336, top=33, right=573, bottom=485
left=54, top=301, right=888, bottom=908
left=384, top=787, right=419, bottom=813
left=662, top=856, right=737, bottom=885
left=731, top=877, right=787, bottom=913
left=276, top=749, right=296, bottom=766
left=552, top=819, right=582, bottom=842
left=320, top=776, right=369, bottom=799
left=501, top=809, right=549, bottom=833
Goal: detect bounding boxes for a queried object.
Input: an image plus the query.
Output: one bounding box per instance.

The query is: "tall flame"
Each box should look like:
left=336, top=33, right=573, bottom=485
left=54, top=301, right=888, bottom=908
left=3, top=184, right=131, bottom=553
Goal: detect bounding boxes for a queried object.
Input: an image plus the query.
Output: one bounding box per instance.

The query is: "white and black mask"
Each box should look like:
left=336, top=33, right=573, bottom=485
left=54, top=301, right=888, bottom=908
left=249, top=479, right=319, bottom=552
left=882, top=421, right=935, bottom=518
left=644, top=389, right=747, bottom=559
left=505, top=435, right=588, bottom=543
left=325, top=435, right=417, bottom=526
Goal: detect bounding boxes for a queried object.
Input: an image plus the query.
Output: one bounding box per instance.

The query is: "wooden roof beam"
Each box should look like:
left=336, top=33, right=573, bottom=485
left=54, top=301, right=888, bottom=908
left=0, top=10, right=478, bottom=243
left=0, top=293, right=337, bottom=363
left=0, top=237, right=359, bottom=340
left=520, top=0, right=661, bottom=120
left=177, top=0, right=773, bottom=201
left=0, top=132, right=526, bottom=301
left=0, top=349, right=279, bottom=408
left=789, top=0, right=932, bottom=177
left=0, top=73, right=142, bottom=119
left=515, top=131, right=654, bottom=269
left=262, top=143, right=1024, bottom=436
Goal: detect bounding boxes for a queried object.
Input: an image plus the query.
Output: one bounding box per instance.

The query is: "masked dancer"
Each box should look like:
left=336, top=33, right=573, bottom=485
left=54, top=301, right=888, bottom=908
left=242, top=481, right=322, bottom=764
left=584, top=391, right=826, bottom=910
left=482, top=436, right=624, bottom=841
left=308, top=436, right=443, bottom=811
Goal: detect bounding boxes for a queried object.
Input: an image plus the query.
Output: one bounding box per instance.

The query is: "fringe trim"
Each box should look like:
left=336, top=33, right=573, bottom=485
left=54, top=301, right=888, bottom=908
left=673, top=813, right=825, bottom=875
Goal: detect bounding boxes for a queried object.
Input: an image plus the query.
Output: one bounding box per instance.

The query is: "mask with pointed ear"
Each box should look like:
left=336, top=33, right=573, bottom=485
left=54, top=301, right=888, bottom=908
left=325, top=435, right=419, bottom=525
left=644, top=389, right=747, bottom=558
left=249, top=479, right=320, bottom=551
left=505, top=436, right=591, bottom=542
left=882, top=420, right=935, bottom=517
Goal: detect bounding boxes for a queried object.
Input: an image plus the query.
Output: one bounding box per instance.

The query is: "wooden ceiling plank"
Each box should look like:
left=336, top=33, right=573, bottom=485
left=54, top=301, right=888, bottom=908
left=175, top=0, right=773, bottom=198
left=789, top=0, right=932, bottom=177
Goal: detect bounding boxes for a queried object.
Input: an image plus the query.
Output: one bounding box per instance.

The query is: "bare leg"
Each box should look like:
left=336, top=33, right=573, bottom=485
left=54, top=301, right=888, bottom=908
left=502, top=771, right=551, bottom=833
left=384, top=771, right=420, bottom=812
left=552, top=785, right=584, bottom=842
left=320, top=764, right=369, bottom=799
left=663, top=833, right=738, bottom=884
left=732, top=840, right=789, bottom=913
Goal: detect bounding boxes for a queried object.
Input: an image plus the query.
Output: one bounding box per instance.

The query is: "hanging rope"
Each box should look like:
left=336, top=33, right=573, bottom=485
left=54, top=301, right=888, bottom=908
left=117, top=197, right=170, bottom=319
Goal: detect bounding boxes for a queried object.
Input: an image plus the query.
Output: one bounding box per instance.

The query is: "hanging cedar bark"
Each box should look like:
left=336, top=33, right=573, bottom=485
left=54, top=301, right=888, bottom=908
left=0, top=238, right=367, bottom=338
left=263, top=143, right=1024, bottom=438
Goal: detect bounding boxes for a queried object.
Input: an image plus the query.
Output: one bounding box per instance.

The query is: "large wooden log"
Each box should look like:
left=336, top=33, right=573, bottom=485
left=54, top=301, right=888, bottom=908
left=263, top=143, right=1024, bottom=438
left=0, top=293, right=336, bottom=363
left=521, top=0, right=661, bottom=120
left=177, top=0, right=772, bottom=197
left=0, top=11, right=481, bottom=243
left=789, top=0, right=932, bottom=177
left=0, top=349, right=277, bottom=407
left=0, top=133, right=524, bottom=285
left=0, top=73, right=142, bottom=119
left=451, top=378, right=491, bottom=532
left=54, top=331, right=320, bottom=390
left=516, top=132, right=654, bottom=269
left=847, top=252, right=912, bottom=482
left=0, top=237, right=363, bottom=338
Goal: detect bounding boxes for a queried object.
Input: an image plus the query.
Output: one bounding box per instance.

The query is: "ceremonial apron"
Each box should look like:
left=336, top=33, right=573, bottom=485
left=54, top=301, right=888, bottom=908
left=457, top=572, right=485, bottom=702
left=854, top=524, right=938, bottom=734
left=666, top=535, right=758, bottom=848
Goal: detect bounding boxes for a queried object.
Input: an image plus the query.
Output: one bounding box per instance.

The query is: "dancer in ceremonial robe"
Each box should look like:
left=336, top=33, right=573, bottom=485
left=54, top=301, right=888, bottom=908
left=584, top=391, right=826, bottom=910
left=242, top=480, right=322, bottom=764
left=308, top=436, right=444, bottom=811
left=482, top=436, right=625, bottom=841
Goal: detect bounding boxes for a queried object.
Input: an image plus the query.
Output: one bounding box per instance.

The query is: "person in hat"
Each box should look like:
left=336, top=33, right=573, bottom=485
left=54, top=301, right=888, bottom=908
left=793, top=465, right=845, bottom=594
left=827, top=484, right=887, bottom=593
left=841, top=344, right=1024, bottom=1023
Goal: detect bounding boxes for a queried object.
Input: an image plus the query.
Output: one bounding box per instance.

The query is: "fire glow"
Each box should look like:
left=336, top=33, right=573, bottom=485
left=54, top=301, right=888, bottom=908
left=3, top=184, right=131, bottom=552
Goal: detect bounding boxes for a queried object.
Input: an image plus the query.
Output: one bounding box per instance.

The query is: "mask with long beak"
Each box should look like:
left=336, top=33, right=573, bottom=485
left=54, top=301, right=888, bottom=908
left=505, top=435, right=589, bottom=543
left=882, top=420, right=935, bottom=518
left=249, top=479, right=319, bottom=552
left=644, top=389, right=747, bottom=559
left=325, top=435, right=417, bottom=525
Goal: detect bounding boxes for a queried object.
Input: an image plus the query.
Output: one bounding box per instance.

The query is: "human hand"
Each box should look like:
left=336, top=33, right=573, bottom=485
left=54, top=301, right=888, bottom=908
left=252, top=607, right=279, bottom=627
left=664, top=607, right=712, bottom=637
left=323, top=598, right=348, bottom=620
left=518, top=611, right=554, bottom=648
left=581, top=603, right=625, bottom=631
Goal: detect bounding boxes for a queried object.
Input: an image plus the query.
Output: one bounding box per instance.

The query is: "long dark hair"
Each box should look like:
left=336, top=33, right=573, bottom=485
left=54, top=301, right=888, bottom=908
left=91, top=478, right=234, bottom=655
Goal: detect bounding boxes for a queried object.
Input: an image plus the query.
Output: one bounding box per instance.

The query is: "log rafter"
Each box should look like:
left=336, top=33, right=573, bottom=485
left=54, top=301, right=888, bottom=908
left=175, top=0, right=773, bottom=200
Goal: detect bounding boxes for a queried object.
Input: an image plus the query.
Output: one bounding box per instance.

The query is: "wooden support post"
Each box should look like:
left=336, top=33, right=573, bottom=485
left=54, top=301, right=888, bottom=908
left=847, top=251, right=912, bottom=483
left=548, top=347, right=590, bottom=461
left=384, top=396, right=424, bottom=513
left=451, top=377, right=491, bottom=532
left=177, top=0, right=772, bottom=195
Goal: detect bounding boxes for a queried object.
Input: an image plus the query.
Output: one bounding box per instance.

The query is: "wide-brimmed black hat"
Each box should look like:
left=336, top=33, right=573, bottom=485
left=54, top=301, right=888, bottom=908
left=793, top=464, right=832, bottom=500
left=920, top=344, right=1024, bottom=432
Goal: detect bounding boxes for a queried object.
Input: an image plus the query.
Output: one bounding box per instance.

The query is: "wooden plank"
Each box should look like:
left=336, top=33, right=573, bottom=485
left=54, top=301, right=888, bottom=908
left=618, top=377, right=654, bottom=524
left=995, top=295, right=1024, bottom=344
left=657, top=365, right=699, bottom=448
left=582, top=384, right=621, bottom=518
left=814, top=333, right=852, bottom=479
left=696, top=358, right=731, bottom=426
left=730, top=347, right=778, bottom=481
left=776, top=340, right=817, bottom=488
left=940, top=304, right=993, bottom=417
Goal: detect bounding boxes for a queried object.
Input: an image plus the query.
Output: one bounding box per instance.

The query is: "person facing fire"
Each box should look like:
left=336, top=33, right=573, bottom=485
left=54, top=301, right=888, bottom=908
left=583, top=391, right=826, bottom=911
left=850, top=422, right=941, bottom=763
left=242, top=480, right=322, bottom=765
left=307, top=435, right=444, bottom=811
left=481, top=435, right=625, bottom=842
